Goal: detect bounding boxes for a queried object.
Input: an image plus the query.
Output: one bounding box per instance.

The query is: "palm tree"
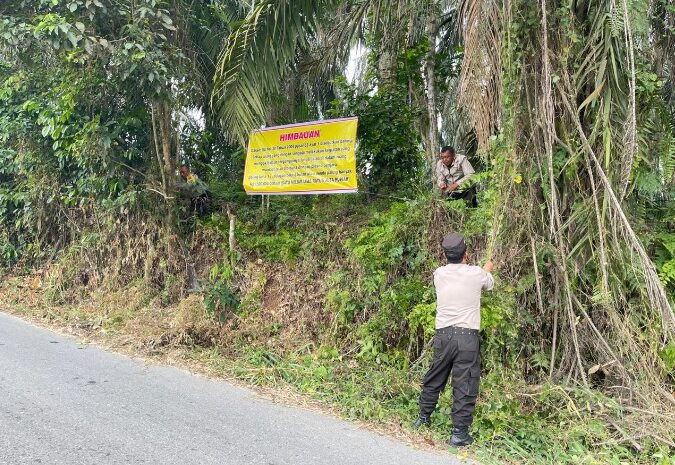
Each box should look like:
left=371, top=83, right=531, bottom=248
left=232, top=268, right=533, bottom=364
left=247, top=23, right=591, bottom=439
left=211, top=0, right=461, bottom=166
left=211, top=0, right=675, bottom=434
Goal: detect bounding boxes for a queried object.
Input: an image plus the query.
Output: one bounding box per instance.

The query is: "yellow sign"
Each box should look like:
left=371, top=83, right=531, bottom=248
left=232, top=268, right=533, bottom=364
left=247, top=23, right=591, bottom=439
left=243, top=117, right=358, bottom=195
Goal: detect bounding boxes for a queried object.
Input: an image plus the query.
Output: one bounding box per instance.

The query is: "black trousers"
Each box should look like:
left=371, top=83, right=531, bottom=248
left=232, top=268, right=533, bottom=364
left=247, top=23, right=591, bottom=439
left=419, top=326, right=481, bottom=430
left=447, top=185, right=478, bottom=208
left=191, top=192, right=213, bottom=216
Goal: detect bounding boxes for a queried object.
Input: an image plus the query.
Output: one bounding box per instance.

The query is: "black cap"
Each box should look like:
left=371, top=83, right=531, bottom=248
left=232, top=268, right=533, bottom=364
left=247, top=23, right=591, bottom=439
left=441, top=232, right=466, bottom=259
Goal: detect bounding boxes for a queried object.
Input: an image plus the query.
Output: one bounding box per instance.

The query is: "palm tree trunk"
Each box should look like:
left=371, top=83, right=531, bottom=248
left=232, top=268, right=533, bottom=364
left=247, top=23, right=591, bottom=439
left=377, top=6, right=399, bottom=90
left=424, top=11, right=439, bottom=174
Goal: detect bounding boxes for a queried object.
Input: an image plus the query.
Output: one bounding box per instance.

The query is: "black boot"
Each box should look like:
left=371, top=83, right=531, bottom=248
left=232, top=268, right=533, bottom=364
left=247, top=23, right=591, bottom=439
left=449, top=428, right=473, bottom=446
left=412, top=415, right=430, bottom=430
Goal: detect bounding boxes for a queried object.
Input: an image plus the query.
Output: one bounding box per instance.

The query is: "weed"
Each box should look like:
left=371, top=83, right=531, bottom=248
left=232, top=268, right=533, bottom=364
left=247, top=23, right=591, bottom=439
left=238, top=225, right=302, bottom=262
left=203, top=262, right=240, bottom=323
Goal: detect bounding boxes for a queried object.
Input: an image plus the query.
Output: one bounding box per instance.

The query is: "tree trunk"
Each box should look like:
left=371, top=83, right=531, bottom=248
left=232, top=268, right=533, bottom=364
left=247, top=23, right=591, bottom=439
left=155, top=100, right=175, bottom=192
left=377, top=8, right=398, bottom=90
left=151, top=100, right=177, bottom=227
left=424, top=11, right=439, bottom=177
left=150, top=104, right=167, bottom=194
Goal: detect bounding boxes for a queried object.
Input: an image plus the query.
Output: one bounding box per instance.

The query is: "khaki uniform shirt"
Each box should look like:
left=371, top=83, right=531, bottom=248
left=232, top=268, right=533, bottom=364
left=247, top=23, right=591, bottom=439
left=435, top=154, right=475, bottom=189
left=433, top=263, right=494, bottom=330
left=178, top=173, right=209, bottom=197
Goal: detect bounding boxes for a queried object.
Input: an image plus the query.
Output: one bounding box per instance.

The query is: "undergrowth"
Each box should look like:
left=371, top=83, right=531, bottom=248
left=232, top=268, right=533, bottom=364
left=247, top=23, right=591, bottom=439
left=1, top=193, right=673, bottom=465
left=187, top=342, right=673, bottom=465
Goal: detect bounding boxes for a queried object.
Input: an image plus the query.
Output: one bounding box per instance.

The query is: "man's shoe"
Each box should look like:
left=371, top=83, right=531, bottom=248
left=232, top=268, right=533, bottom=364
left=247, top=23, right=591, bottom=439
left=412, top=415, right=430, bottom=430
left=449, top=428, right=473, bottom=447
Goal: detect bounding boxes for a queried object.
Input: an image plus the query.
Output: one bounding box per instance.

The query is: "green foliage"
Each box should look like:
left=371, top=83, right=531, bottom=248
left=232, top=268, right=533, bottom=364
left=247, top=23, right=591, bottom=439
left=0, top=232, right=19, bottom=266
left=2, top=1, right=674, bottom=464
left=472, top=375, right=675, bottom=465
left=324, top=274, right=360, bottom=332
left=407, top=301, right=435, bottom=339
left=211, top=0, right=339, bottom=144
left=354, top=276, right=428, bottom=359
left=226, top=344, right=417, bottom=421
left=338, top=200, right=439, bottom=354
left=660, top=259, right=675, bottom=286
left=660, top=342, right=675, bottom=373
left=0, top=0, right=246, bottom=268
left=204, top=262, right=240, bottom=323
left=479, top=289, right=521, bottom=369
left=328, top=78, right=424, bottom=194
left=203, top=342, right=674, bottom=465
left=238, top=225, right=302, bottom=262
left=654, top=232, right=675, bottom=292
left=347, top=200, right=430, bottom=274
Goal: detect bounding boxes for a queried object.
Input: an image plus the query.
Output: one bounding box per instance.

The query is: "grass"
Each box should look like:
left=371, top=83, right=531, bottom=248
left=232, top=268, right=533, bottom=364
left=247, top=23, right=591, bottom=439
left=190, top=344, right=674, bottom=465
left=2, top=274, right=672, bottom=465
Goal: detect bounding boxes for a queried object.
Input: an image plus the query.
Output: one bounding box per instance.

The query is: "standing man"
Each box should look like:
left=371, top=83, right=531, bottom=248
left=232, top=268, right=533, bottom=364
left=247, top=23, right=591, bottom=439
left=436, top=146, right=478, bottom=208
left=413, top=232, right=494, bottom=446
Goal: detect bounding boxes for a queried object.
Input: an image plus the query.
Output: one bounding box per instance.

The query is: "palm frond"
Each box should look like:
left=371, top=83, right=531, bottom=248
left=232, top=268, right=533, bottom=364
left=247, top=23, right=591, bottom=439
left=456, top=0, right=502, bottom=151
left=211, top=0, right=339, bottom=144
left=664, top=133, right=675, bottom=184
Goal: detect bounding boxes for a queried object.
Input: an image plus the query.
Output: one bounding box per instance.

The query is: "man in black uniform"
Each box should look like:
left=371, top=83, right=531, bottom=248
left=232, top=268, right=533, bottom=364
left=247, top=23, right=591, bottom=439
left=413, top=232, right=495, bottom=446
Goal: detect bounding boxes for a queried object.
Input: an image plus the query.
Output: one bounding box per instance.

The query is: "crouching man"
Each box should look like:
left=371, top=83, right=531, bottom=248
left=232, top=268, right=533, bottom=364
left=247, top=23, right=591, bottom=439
left=436, top=146, right=478, bottom=208
left=413, top=232, right=494, bottom=446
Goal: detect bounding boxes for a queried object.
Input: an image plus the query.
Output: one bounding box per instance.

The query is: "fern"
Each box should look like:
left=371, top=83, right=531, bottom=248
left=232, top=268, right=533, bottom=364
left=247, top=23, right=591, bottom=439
left=608, top=6, right=624, bottom=38
left=663, top=133, right=675, bottom=183
left=660, top=260, right=675, bottom=286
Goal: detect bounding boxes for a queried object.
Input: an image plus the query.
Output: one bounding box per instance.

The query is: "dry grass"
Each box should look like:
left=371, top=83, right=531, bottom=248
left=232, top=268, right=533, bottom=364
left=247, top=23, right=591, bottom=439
left=0, top=272, right=472, bottom=459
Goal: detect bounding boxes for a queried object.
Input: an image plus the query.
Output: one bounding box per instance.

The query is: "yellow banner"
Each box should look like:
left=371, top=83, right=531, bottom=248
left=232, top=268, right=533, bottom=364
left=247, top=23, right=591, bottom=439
left=243, top=117, right=358, bottom=195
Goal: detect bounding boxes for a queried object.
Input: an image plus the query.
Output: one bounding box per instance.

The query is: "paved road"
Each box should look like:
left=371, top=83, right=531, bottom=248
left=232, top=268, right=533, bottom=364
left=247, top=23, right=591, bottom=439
left=0, top=312, right=467, bottom=465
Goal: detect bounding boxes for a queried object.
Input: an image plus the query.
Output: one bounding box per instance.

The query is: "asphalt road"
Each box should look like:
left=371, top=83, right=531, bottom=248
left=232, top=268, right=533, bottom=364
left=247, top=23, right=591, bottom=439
left=0, top=312, right=468, bottom=465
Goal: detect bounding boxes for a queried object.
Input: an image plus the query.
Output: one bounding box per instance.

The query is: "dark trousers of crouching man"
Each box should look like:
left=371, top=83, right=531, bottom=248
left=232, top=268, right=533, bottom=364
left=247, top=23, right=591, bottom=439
left=413, top=232, right=494, bottom=447
left=419, top=327, right=481, bottom=435
left=447, top=185, right=478, bottom=208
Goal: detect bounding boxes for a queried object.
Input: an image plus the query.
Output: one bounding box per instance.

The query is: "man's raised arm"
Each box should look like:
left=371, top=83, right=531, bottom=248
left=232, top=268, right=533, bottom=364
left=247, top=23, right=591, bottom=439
left=482, top=260, right=495, bottom=290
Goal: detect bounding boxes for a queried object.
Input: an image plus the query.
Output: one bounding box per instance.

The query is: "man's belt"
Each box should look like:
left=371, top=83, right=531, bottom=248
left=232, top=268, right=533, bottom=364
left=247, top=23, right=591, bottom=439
left=436, top=325, right=479, bottom=336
